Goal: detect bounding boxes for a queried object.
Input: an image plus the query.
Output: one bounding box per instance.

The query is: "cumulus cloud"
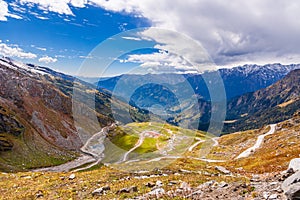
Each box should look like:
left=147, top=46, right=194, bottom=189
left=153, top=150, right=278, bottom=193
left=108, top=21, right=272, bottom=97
left=123, top=50, right=200, bottom=74
left=9, top=0, right=300, bottom=66
left=0, top=0, right=22, bottom=21
left=38, top=56, right=57, bottom=63
left=18, top=0, right=86, bottom=15
left=16, top=0, right=136, bottom=16
left=0, top=42, right=37, bottom=59
left=87, top=0, right=300, bottom=66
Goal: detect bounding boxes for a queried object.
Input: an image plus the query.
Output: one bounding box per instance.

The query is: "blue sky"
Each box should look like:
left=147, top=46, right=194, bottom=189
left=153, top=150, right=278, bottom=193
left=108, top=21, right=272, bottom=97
left=1, top=0, right=300, bottom=76
left=0, top=1, right=152, bottom=75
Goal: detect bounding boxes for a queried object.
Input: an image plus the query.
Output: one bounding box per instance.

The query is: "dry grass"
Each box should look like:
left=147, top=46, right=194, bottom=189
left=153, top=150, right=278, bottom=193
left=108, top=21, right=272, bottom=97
left=204, top=126, right=269, bottom=160
left=0, top=160, right=246, bottom=200
left=277, top=99, right=296, bottom=108
left=213, top=114, right=300, bottom=174
left=0, top=115, right=299, bottom=199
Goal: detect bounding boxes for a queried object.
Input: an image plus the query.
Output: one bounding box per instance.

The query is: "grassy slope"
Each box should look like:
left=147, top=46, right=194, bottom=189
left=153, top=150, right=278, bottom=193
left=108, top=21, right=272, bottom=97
left=206, top=112, right=300, bottom=174
left=0, top=103, right=77, bottom=172
left=0, top=162, right=246, bottom=200
left=103, top=122, right=205, bottom=163
left=0, top=116, right=299, bottom=198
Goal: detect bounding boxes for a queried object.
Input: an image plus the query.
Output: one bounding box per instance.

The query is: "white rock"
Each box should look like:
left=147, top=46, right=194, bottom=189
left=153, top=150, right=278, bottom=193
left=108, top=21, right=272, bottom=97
left=288, top=158, right=300, bottom=172
left=69, top=174, right=76, bottom=180
left=148, top=188, right=165, bottom=196
left=92, top=188, right=104, bottom=196
left=268, top=194, right=278, bottom=200
left=263, top=191, right=270, bottom=199
left=179, top=182, right=190, bottom=190
left=156, top=180, right=163, bottom=187
left=285, top=183, right=300, bottom=200
left=215, top=166, right=231, bottom=175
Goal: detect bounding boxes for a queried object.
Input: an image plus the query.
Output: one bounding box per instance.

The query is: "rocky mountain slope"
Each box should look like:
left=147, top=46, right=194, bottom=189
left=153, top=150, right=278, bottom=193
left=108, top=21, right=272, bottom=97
left=97, top=63, right=300, bottom=101
left=224, top=69, right=300, bottom=133
left=0, top=57, right=152, bottom=172
left=173, top=68, right=300, bottom=133
left=0, top=57, right=83, bottom=171
left=95, top=64, right=300, bottom=133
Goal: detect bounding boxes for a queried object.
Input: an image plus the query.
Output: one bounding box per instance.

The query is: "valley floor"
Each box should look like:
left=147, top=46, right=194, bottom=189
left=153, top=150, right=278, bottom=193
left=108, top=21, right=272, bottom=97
left=0, top=114, right=299, bottom=199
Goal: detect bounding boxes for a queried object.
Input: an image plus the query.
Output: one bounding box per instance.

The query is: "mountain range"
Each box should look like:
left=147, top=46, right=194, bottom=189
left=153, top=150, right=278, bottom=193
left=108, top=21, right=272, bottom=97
left=96, top=63, right=300, bottom=133
left=0, top=57, right=299, bottom=171
left=225, top=69, right=300, bottom=132
left=96, top=63, right=300, bottom=101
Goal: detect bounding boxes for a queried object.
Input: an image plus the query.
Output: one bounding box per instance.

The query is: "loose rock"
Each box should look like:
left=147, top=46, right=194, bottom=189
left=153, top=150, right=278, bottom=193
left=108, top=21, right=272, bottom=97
left=289, top=158, right=300, bottom=172
left=148, top=188, right=165, bottom=196
left=179, top=182, right=191, bottom=190
left=116, top=186, right=138, bottom=194
left=92, top=185, right=111, bottom=196
left=215, top=166, right=231, bottom=175
left=285, top=183, right=300, bottom=200
left=145, top=182, right=156, bottom=188
left=156, top=180, right=163, bottom=187
left=68, top=174, right=76, bottom=180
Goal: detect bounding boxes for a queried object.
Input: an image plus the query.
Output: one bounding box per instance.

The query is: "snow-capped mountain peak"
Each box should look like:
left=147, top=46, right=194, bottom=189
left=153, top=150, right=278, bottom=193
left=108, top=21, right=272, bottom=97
left=0, top=57, right=49, bottom=77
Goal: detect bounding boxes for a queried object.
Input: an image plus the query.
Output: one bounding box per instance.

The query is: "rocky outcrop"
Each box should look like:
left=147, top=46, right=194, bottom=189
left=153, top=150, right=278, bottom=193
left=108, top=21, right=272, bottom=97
left=0, top=106, right=24, bottom=137
left=282, top=159, right=300, bottom=199
left=288, top=158, right=300, bottom=172
left=0, top=136, right=13, bottom=151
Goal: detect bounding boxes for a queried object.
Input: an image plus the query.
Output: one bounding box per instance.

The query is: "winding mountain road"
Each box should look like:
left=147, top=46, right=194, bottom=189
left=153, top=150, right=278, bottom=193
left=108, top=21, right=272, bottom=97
left=188, top=138, right=204, bottom=152
left=120, top=133, right=145, bottom=162
left=32, top=154, right=96, bottom=172
left=212, top=137, right=219, bottom=147
left=34, top=123, right=277, bottom=172
left=236, top=124, right=276, bottom=159
left=34, top=124, right=115, bottom=172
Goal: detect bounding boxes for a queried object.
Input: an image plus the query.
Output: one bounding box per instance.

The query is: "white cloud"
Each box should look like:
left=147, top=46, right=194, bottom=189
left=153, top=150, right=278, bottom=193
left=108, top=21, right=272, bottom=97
left=15, top=0, right=137, bottom=16
left=122, top=36, right=142, bottom=41
left=123, top=50, right=199, bottom=74
left=35, top=15, right=49, bottom=20
left=86, top=0, right=300, bottom=66
left=139, top=28, right=212, bottom=69
left=0, top=42, right=37, bottom=59
left=19, top=0, right=75, bottom=15
left=0, top=0, right=22, bottom=21
left=9, top=0, right=300, bottom=66
left=36, top=47, right=47, bottom=51
left=18, top=0, right=88, bottom=16
left=70, top=0, right=87, bottom=8
left=79, top=55, right=93, bottom=59
left=38, top=56, right=57, bottom=63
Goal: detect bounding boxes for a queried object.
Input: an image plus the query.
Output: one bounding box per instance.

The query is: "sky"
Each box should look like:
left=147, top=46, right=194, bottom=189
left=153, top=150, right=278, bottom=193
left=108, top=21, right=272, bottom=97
left=1, top=0, right=300, bottom=77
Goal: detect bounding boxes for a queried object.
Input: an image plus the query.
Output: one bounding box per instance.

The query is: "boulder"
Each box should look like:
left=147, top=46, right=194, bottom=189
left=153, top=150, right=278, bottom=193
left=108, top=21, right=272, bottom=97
left=289, top=158, right=300, bottom=172
left=148, top=188, right=165, bottom=196
left=282, top=161, right=300, bottom=199
left=179, top=182, right=191, bottom=190
left=116, top=186, right=138, bottom=194
left=68, top=174, right=76, bottom=180
left=268, top=194, right=278, bottom=200
left=92, top=185, right=111, bottom=196
left=218, top=181, right=228, bottom=188
left=156, top=180, right=163, bottom=187
left=215, top=166, right=231, bottom=175
left=285, top=183, right=300, bottom=200
left=92, top=188, right=104, bottom=196
left=145, top=182, right=156, bottom=188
